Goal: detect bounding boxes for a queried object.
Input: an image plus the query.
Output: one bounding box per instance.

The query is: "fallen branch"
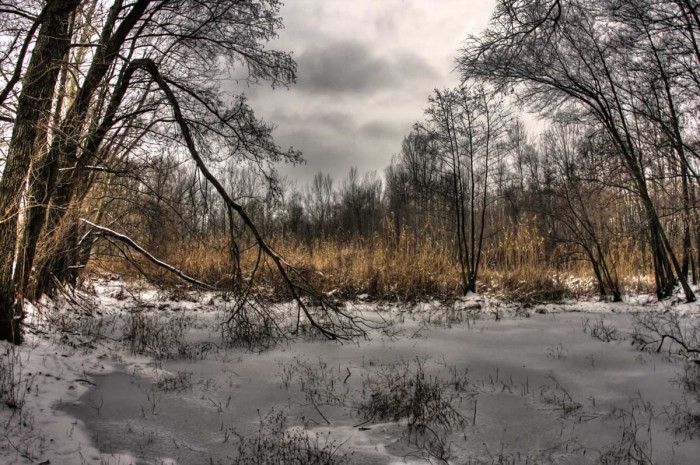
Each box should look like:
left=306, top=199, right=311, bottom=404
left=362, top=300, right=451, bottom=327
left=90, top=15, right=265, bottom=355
left=632, top=312, right=700, bottom=363
left=0, top=433, right=36, bottom=462
left=656, top=334, right=700, bottom=357
left=80, top=219, right=213, bottom=290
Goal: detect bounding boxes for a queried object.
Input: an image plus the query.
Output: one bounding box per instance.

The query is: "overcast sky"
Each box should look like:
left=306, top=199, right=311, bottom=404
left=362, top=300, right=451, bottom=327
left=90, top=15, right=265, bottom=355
left=238, top=0, right=497, bottom=186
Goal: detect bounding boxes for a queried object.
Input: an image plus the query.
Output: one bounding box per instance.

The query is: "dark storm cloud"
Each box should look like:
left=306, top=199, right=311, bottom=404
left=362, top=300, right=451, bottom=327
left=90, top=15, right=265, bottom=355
left=269, top=109, right=406, bottom=156
left=295, top=39, right=439, bottom=96
left=272, top=115, right=404, bottom=184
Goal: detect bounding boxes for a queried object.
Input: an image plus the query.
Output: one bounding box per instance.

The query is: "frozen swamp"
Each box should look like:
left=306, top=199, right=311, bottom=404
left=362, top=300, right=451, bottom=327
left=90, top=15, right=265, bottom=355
left=1, top=280, right=699, bottom=464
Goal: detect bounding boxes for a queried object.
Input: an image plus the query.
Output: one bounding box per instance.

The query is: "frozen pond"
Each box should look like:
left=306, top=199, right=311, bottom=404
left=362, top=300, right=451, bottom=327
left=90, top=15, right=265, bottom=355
left=61, top=309, right=700, bottom=464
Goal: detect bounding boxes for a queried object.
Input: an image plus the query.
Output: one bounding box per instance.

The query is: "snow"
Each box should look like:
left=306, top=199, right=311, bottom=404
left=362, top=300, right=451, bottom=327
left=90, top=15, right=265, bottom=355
left=1, top=279, right=700, bottom=464
left=0, top=333, right=118, bottom=463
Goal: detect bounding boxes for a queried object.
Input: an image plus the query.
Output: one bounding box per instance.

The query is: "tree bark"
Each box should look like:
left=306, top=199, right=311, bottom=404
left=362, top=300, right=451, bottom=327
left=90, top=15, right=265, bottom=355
left=27, top=0, right=152, bottom=298
left=0, top=0, right=80, bottom=343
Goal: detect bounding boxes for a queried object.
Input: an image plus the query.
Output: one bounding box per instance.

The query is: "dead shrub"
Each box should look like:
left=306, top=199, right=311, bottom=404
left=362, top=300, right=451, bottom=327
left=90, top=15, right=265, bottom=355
left=582, top=316, right=622, bottom=343
left=123, top=308, right=202, bottom=360
left=0, top=344, right=32, bottom=412
left=89, top=217, right=655, bottom=303
left=224, top=409, right=352, bottom=465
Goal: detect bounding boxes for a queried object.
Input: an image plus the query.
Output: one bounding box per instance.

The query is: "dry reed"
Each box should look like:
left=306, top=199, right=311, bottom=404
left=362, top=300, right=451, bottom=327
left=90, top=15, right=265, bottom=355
left=88, top=219, right=655, bottom=302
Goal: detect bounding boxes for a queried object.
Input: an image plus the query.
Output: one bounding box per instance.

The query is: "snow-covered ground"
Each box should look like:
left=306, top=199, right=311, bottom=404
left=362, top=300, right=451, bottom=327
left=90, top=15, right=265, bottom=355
left=1, top=279, right=699, bottom=464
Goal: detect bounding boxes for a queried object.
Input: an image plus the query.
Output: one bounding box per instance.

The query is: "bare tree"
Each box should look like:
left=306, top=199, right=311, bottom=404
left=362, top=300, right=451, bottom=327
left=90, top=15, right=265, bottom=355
left=0, top=0, right=368, bottom=343
left=458, top=0, right=696, bottom=301
left=306, top=172, right=335, bottom=239
left=0, top=0, right=80, bottom=342
left=420, top=84, right=508, bottom=293
left=540, top=123, right=623, bottom=301
left=338, top=167, right=383, bottom=238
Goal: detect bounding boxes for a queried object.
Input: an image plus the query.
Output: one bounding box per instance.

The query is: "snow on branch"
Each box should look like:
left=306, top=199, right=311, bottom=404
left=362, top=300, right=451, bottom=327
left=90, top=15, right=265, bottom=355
left=80, top=218, right=213, bottom=290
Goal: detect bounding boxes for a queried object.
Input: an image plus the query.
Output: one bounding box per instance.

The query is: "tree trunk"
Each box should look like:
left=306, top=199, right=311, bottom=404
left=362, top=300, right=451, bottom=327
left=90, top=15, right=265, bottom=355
left=0, top=0, right=80, bottom=343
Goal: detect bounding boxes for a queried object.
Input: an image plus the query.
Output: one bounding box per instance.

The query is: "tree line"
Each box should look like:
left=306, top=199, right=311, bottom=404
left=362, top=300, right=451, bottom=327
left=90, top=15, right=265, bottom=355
left=281, top=0, right=700, bottom=304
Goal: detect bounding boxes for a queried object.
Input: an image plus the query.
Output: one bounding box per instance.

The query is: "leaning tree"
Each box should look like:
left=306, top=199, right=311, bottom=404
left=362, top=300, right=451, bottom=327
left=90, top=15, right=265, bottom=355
left=0, top=0, right=364, bottom=343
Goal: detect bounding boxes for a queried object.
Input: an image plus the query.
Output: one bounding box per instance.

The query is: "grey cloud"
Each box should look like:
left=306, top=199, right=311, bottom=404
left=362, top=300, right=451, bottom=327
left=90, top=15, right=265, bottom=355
left=296, top=40, right=391, bottom=94
left=359, top=120, right=403, bottom=139
left=231, top=0, right=496, bottom=187
left=275, top=128, right=360, bottom=181
left=394, top=51, right=442, bottom=81
left=296, top=39, right=439, bottom=96
left=273, top=119, right=401, bottom=185
left=270, top=109, right=357, bottom=134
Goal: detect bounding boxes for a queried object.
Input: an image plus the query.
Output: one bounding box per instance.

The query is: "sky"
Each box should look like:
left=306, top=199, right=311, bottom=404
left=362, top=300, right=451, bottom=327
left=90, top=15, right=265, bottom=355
left=238, top=0, right=497, bottom=186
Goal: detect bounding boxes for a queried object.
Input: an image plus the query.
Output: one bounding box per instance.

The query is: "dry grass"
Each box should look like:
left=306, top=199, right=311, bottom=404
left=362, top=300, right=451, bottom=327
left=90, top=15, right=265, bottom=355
left=88, top=221, right=655, bottom=302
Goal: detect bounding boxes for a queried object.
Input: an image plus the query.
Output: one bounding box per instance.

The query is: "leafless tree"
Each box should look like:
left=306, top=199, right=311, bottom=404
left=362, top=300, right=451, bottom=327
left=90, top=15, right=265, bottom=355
left=458, top=0, right=696, bottom=301
left=0, top=0, right=368, bottom=343
left=539, top=123, right=623, bottom=300
left=420, top=84, right=509, bottom=293
left=306, top=172, right=335, bottom=239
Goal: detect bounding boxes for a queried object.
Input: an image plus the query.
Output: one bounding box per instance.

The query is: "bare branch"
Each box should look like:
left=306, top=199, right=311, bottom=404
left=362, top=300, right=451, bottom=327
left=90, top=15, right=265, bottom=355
left=81, top=218, right=213, bottom=290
